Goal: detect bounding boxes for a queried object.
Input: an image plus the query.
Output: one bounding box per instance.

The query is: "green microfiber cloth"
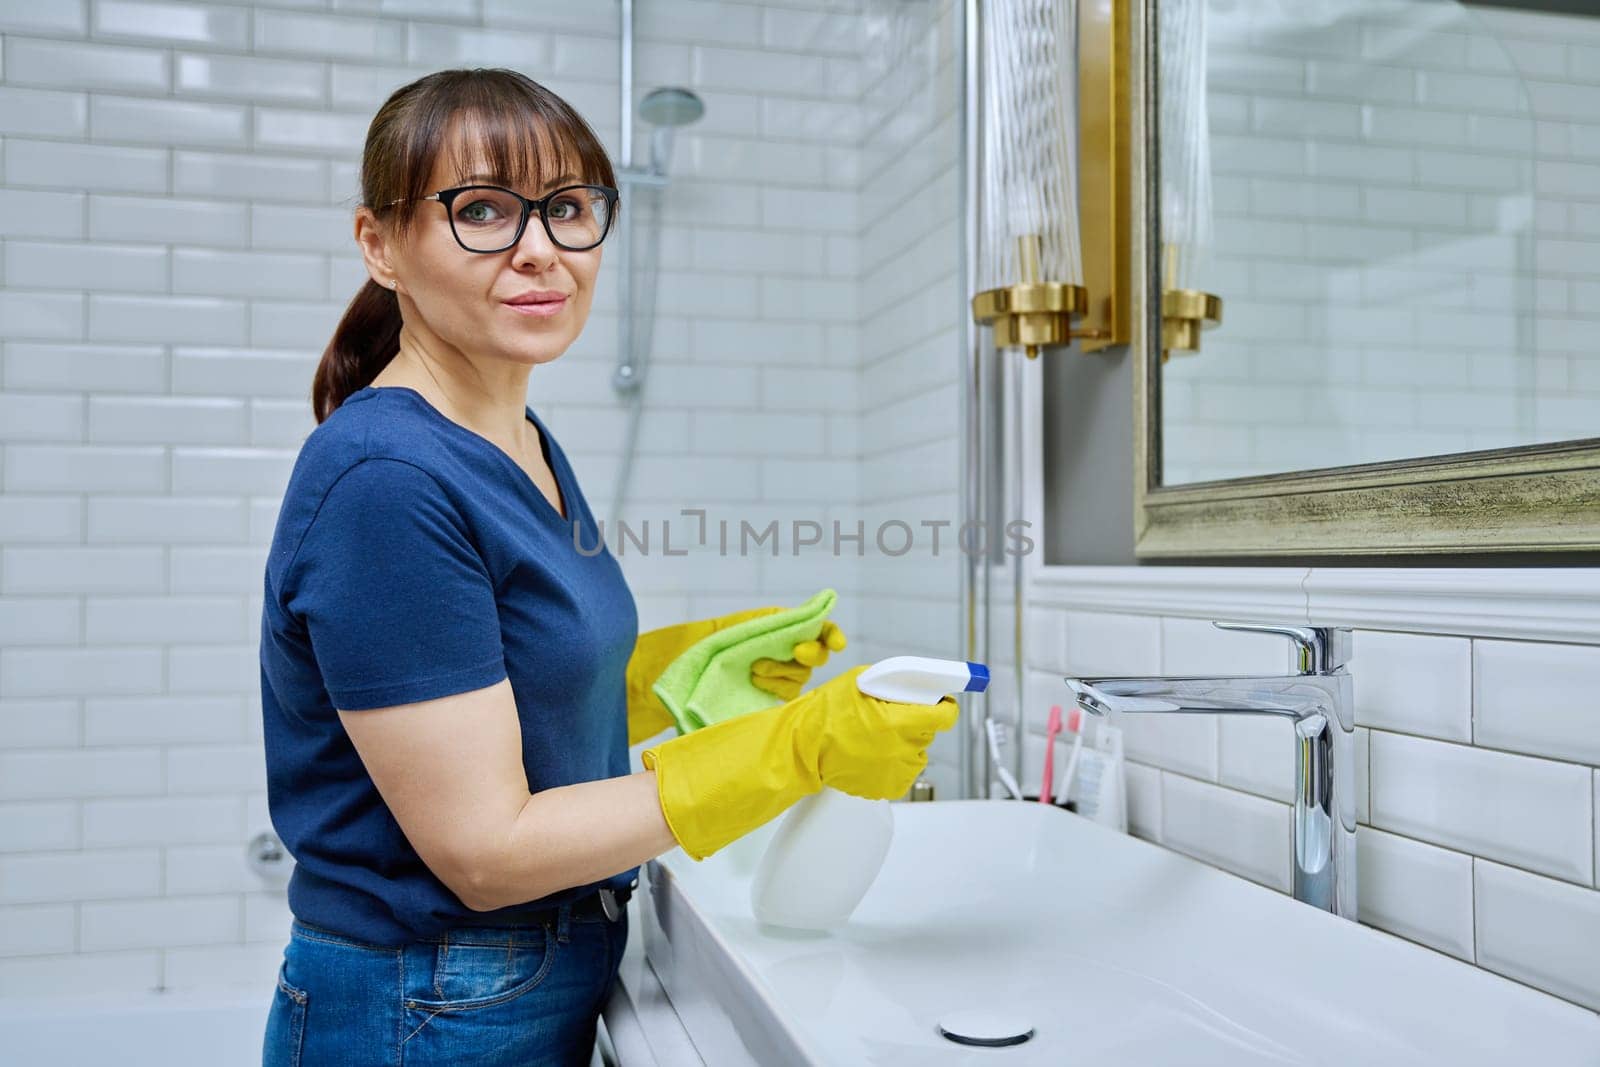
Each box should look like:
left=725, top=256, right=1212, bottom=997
left=652, top=588, right=837, bottom=734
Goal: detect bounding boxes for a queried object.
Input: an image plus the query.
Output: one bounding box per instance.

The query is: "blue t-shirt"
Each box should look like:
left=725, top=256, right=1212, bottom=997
left=259, top=384, right=640, bottom=946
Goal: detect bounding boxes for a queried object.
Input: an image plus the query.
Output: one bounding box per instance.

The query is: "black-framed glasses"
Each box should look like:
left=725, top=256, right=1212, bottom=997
left=387, top=183, right=619, bottom=253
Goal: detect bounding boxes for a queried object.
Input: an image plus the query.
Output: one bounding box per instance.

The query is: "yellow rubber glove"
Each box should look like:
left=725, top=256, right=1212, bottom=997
left=625, top=609, right=850, bottom=745
left=626, top=607, right=778, bottom=745
left=749, top=620, right=847, bottom=702
left=641, top=665, right=958, bottom=861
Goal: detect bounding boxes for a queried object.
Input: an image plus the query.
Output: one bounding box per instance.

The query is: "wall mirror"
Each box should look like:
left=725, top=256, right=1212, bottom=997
left=1136, top=0, right=1600, bottom=558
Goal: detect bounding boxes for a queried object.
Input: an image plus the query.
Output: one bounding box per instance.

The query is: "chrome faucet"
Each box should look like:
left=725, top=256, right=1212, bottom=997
left=1064, top=624, right=1356, bottom=920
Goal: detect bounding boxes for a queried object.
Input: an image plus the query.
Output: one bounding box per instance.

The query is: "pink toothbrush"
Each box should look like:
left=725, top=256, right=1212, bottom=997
left=1041, top=705, right=1063, bottom=804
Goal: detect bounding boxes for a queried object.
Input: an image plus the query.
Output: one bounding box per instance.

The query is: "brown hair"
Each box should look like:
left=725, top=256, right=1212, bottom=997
left=312, top=68, right=617, bottom=424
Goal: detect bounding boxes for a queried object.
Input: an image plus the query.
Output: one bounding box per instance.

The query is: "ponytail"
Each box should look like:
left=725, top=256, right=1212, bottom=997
left=312, top=279, right=403, bottom=425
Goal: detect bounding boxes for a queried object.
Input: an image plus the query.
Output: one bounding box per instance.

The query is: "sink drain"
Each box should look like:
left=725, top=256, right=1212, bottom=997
left=937, top=1009, right=1035, bottom=1048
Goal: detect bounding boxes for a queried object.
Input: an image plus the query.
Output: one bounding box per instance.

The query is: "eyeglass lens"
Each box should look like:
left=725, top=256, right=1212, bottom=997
left=449, top=186, right=611, bottom=252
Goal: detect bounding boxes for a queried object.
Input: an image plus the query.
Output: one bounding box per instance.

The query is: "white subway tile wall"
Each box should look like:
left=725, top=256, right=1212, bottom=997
left=1475, top=637, right=1600, bottom=765
left=1370, top=730, right=1592, bottom=885
left=850, top=0, right=960, bottom=698
left=1353, top=630, right=1472, bottom=741
left=0, top=0, right=964, bottom=997
left=1356, top=826, right=1475, bottom=963
left=1475, top=859, right=1600, bottom=1012
left=1161, top=4, right=1600, bottom=484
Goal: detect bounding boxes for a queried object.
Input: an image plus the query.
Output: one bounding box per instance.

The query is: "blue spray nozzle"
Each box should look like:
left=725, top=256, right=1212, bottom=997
left=964, top=662, right=990, bottom=692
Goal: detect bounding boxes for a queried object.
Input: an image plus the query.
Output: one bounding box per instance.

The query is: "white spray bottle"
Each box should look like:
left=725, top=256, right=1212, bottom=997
left=749, top=656, right=989, bottom=930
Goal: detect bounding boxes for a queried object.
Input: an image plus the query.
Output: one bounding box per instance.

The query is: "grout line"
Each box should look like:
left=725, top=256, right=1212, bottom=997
left=1468, top=636, right=1478, bottom=746
left=1366, top=721, right=1598, bottom=772
left=1365, top=728, right=1373, bottom=829
left=1370, top=820, right=1595, bottom=892
left=1130, top=757, right=1290, bottom=811
left=1471, top=856, right=1480, bottom=967
left=1366, top=909, right=1598, bottom=1017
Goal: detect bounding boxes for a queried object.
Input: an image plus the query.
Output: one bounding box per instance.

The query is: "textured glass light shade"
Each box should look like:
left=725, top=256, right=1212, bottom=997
left=979, top=0, right=1083, bottom=293
left=1159, top=0, right=1212, bottom=292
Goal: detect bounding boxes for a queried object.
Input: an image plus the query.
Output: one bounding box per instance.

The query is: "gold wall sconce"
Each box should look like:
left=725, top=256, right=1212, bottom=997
left=972, top=0, right=1225, bottom=362
left=1157, top=0, right=1221, bottom=362
left=970, top=235, right=1087, bottom=357
left=971, top=0, right=1129, bottom=360
left=1160, top=286, right=1222, bottom=361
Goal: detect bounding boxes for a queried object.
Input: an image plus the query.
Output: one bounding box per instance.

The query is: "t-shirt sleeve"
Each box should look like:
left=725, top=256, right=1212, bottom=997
left=284, top=458, right=508, bottom=711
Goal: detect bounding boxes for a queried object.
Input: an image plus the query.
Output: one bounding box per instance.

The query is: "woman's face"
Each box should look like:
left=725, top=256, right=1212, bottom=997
left=363, top=141, right=604, bottom=372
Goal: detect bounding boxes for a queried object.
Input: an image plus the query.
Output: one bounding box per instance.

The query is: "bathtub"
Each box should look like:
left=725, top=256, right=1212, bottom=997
left=0, top=986, right=272, bottom=1067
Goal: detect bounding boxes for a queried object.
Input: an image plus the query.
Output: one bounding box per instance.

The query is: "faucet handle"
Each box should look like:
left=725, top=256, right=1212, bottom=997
left=1212, top=623, right=1351, bottom=675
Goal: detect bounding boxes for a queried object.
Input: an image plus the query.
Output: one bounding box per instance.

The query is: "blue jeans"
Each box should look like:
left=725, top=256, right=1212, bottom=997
left=262, top=903, right=627, bottom=1067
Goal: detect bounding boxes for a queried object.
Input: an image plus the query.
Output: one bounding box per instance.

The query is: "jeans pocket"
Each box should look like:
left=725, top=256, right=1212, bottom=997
left=263, top=961, right=309, bottom=1067
left=405, top=925, right=558, bottom=1013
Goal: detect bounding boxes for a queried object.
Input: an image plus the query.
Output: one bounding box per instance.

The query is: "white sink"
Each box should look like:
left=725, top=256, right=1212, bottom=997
left=642, top=800, right=1600, bottom=1066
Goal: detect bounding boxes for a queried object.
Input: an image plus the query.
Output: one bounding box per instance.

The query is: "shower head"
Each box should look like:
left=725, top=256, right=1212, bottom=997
left=639, top=86, right=705, bottom=128
left=637, top=86, right=704, bottom=176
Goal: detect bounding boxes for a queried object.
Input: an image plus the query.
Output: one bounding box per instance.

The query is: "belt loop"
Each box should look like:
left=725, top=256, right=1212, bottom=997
left=555, top=902, right=571, bottom=944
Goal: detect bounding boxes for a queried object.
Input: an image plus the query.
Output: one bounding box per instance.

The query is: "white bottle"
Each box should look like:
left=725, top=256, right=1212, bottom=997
left=749, top=656, right=989, bottom=930
left=1073, top=718, right=1127, bottom=833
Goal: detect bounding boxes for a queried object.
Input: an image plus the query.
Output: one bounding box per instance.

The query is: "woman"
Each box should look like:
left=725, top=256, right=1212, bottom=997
left=258, top=69, right=957, bottom=1067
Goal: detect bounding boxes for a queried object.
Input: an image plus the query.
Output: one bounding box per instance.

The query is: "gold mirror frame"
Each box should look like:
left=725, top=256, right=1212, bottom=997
left=1129, top=0, right=1600, bottom=560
